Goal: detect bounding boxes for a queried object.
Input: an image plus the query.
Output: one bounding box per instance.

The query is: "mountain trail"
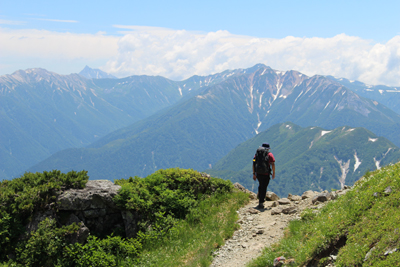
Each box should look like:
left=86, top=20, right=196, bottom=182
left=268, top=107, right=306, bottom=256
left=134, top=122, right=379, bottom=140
left=210, top=189, right=344, bottom=267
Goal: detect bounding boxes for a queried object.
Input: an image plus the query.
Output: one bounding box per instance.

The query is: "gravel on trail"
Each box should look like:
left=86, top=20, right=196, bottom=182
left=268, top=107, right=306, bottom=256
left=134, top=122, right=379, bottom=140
left=210, top=188, right=348, bottom=267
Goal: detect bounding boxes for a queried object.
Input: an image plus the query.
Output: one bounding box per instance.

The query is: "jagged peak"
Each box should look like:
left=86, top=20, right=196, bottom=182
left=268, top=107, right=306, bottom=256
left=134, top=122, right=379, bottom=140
left=78, top=66, right=117, bottom=79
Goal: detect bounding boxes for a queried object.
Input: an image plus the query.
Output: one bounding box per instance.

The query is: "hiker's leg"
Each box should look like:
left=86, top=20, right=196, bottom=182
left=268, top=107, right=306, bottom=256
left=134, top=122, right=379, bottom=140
left=258, top=174, right=269, bottom=204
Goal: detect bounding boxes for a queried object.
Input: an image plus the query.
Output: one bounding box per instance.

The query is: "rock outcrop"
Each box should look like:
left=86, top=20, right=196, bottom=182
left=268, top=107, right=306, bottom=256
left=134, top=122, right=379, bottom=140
left=57, top=180, right=124, bottom=238
left=234, top=183, right=257, bottom=199
left=26, top=180, right=142, bottom=243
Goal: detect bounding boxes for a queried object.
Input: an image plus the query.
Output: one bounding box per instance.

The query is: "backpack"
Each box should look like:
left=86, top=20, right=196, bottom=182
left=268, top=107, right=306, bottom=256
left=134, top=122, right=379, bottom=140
left=255, top=147, right=271, bottom=174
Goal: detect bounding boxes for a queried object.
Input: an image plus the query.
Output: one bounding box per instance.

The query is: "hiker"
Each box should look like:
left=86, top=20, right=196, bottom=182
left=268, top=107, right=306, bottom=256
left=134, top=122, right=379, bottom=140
left=253, top=143, right=275, bottom=209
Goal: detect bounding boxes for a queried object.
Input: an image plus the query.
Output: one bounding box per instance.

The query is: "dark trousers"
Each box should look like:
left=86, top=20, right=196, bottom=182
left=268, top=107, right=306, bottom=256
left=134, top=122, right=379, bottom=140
left=257, top=173, right=270, bottom=204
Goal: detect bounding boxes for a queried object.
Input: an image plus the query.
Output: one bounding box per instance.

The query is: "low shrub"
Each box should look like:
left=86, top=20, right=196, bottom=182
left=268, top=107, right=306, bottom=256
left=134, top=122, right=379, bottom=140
left=0, top=170, right=89, bottom=262
left=0, top=168, right=240, bottom=266
left=114, top=168, right=233, bottom=224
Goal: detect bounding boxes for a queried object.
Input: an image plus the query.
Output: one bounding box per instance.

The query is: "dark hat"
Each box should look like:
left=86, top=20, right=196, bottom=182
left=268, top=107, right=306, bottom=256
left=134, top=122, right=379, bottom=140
left=262, top=143, right=270, bottom=148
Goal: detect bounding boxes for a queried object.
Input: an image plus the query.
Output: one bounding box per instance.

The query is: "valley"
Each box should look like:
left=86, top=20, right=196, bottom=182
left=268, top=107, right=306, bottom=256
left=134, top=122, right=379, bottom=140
left=1, top=64, right=400, bottom=197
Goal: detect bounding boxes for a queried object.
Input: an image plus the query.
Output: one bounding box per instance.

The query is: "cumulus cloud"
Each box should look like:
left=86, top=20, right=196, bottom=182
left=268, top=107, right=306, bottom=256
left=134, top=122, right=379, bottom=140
left=105, top=27, right=400, bottom=86
left=1, top=25, right=399, bottom=86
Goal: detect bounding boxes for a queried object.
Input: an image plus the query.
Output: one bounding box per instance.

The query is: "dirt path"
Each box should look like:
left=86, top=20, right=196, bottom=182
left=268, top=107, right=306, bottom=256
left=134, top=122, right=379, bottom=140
left=210, top=195, right=319, bottom=267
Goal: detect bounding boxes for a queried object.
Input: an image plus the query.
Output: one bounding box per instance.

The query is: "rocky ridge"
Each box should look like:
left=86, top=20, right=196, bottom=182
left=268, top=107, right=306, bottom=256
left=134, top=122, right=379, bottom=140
left=210, top=183, right=351, bottom=267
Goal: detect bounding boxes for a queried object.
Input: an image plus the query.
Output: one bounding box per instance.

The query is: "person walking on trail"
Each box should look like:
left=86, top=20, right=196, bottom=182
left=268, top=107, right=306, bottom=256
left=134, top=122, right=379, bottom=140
left=253, top=143, right=275, bottom=209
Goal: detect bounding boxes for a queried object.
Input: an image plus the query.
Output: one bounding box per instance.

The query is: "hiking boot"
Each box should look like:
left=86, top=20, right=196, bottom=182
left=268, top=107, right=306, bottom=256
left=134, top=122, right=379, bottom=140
left=256, top=203, right=264, bottom=209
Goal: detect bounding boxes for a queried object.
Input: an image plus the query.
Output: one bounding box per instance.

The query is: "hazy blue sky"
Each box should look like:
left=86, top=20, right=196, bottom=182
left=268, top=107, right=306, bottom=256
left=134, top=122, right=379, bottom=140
left=1, top=0, right=400, bottom=85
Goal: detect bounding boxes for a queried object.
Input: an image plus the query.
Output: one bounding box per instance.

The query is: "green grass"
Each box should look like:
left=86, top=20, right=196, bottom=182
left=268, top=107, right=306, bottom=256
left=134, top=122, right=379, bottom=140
left=248, top=161, right=400, bottom=267
left=0, top=168, right=249, bottom=266
left=135, top=190, right=249, bottom=266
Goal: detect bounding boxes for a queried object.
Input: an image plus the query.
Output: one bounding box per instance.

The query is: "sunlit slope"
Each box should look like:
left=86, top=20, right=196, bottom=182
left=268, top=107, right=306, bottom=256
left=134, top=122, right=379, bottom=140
left=207, top=122, right=400, bottom=196
left=249, top=161, right=400, bottom=267
left=27, top=65, right=400, bottom=181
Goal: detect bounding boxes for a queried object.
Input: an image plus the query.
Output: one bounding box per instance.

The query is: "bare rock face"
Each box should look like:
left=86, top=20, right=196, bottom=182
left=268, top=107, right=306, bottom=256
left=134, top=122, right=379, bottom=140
left=302, top=190, right=315, bottom=199
left=278, top=198, right=291, bottom=205
left=266, top=191, right=280, bottom=201
left=234, top=183, right=257, bottom=199
left=271, top=201, right=279, bottom=207
left=57, top=180, right=121, bottom=210
left=282, top=206, right=298, bottom=215
left=25, top=210, right=55, bottom=235
left=64, top=214, right=90, bottom=244
left=56, top=180, right=125, bottom=239
left=312, top=192, right=331, bottom=204
left=271, top=208, right=283, bottom=215
left=288, top=194, right=302, bottom=201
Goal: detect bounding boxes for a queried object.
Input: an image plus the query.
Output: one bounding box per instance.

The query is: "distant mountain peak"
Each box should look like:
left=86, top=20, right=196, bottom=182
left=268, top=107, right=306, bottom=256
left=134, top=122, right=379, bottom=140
left=0, top=68, right=60, bottom=85
left=78, top=66, right=117, bottom=79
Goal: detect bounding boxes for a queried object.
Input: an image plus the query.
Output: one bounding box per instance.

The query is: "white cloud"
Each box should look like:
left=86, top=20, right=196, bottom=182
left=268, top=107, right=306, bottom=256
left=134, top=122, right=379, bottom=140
left=104, top=27, right=400, bottom=86
left=1, top=25, right=400, bottom=86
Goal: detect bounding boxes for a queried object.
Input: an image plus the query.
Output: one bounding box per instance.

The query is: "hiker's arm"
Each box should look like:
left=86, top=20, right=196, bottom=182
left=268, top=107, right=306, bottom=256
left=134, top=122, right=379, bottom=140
left=271, top=162, right=275, bottom=179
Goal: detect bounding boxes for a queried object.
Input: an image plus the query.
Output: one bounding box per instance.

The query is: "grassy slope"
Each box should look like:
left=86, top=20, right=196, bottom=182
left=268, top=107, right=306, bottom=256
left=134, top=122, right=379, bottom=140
left=136, top=191, right=249, bottom=266
left=248, top=161, right=400, bottom=267
left=0, top=169, right=249, bottom=267
left=207, top=122, right=400, bottom=197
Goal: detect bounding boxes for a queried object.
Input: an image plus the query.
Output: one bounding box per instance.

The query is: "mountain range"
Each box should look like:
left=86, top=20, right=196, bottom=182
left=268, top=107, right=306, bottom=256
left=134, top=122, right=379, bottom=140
left=206, top=122, right=400, bottom=196
left=0, top=66, right=252, bottom=179
left=20, top=65, right=400, bottom=192
left=327, top=75, right=400, bottom=114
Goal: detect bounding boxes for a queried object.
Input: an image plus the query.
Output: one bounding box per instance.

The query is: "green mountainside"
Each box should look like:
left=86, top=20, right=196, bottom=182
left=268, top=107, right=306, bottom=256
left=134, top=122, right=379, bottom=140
left=250, top=161, right=400, bottom=267
left=27, top=65, right=400, bottom=182
left=206, top=122, right=400, bottom=197
left=0, top=68, right=243, bottom=180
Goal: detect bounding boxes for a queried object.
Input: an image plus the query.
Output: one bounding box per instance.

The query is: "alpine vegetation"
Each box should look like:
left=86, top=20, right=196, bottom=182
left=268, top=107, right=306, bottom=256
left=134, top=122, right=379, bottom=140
left=248, top=161, right=400, bottom=267
left=0, top=168, right=248, bottom=266
left=207, top=122, right=400, bottom=197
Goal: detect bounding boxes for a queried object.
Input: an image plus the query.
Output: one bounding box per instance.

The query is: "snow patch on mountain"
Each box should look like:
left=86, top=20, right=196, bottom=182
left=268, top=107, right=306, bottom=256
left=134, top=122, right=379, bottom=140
left=89, top=96, right=95, bottom=107
left=261, top=69, right=267, bottom=76
left=373, top=148, right=393, bottom=170
left=248, top=86, right=254, bottom=113
left=294, top=90, right=303, bottom=103
left=273, top=81, right=283, bottom=102
left=258, top=92, right=264, bottom=108
left=323, top=101, right=331, bottom=110
left=354, top=152, right=361, bottom=172
left=275, top=70, right=286, bottom=76
left=255, top=113, right=262, bottom=134
left=369, top=137, right=378, bottom=142
left=309, top=140, right=314, bottom=149
left=334, top=156, right=350, bottom=189
left=321, top=130, right=331, bottom=137
left=374, top=157, right=381, bottom=170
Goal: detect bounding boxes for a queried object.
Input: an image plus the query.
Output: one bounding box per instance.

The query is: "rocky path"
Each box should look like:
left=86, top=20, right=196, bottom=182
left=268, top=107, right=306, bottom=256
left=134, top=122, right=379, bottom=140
left=210, top=186, right=349, bottom=267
